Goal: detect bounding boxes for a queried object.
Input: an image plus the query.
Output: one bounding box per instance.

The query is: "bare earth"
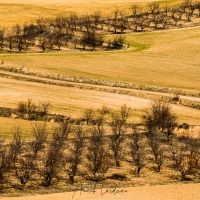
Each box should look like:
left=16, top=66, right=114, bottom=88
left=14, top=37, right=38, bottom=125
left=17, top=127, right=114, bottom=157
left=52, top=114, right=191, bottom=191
left=1, top=183, right=200, bottom=200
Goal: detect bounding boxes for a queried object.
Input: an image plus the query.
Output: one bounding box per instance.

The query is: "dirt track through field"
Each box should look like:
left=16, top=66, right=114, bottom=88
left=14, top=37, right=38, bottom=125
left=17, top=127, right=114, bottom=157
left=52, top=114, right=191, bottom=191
left=1, top=183, right=200, bottom=200
left=0, top=69, right=200, bottom=103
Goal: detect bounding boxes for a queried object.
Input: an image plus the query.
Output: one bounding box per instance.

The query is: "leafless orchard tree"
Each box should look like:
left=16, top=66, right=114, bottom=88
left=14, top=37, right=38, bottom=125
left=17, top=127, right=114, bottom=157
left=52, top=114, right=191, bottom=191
left=170, top=140, right=199, bottom=180
left=68, top=12, right=78, bottom=31
left=40, top=147, right=62, bottom=187
left=6, top=30, right=15, bottom=52
left=148, top=2, right=160, bottom=14
left=96, top=105, right=110, bottom=126
left=85, top=126, right=111, bottom=181
left=120, top=104, right=132, bottom=124
left=9, top=127, right=23, bottom=164
left=92, top=10, right=102, bottom=28
left=149, top=138, right=165, bottom=172
left=0, top=29, right=5, bottom=50
left=8, top=128, right=35, bottom=190
left=83, top=108, right=94, bottom=125
left=132, top=4, right=140, bottom=17
left=0, top=128, right=24, bottom=190
left=109, top=114, right=126, bottom=167
left=64, top=126, right=86, bottom=184
left=129, top=126, right=146, bottom=174
left=142, top=98, right=177, bottom=142
left=109, top=105, right=131, bottom=167
left=30, top=122, right=48, bottom=157
left=39, top=121, right=70, bottom=187
left=163, top=3, right=171, bottom=15
left=111, top=7, right=120, bottom=33
left=14, top=154, right=35, bottom=190
left=80, top=31, right=104, bottom=50
left=0, top=138, right=11, bottom=189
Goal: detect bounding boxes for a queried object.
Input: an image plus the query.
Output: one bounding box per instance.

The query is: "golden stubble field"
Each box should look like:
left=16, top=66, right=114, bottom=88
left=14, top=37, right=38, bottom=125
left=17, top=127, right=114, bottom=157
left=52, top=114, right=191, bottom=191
left=0, top=0, right=179, bottom=27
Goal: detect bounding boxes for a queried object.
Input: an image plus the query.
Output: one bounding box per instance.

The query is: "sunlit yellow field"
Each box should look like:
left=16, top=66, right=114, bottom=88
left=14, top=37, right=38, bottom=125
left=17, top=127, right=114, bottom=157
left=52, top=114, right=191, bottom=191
left=0, top=0, right=180, bottom=27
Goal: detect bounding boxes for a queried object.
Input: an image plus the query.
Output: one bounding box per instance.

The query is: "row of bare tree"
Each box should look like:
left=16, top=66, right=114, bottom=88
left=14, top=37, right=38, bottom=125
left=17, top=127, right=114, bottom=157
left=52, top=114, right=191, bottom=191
left=0, top=101, right=199, bottom=191
left=0, top=0, right=199, bottom=52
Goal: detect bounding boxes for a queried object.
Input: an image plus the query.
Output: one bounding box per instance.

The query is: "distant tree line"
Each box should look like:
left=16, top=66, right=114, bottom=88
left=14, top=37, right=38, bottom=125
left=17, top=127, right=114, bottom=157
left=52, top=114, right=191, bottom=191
left=0, top=0, right=199, bottom=52
left=0, top=99, right=199, bottom=192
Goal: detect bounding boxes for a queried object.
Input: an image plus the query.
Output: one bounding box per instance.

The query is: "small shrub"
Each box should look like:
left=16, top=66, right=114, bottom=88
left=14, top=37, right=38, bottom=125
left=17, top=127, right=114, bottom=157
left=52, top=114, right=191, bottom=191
left=108, top=173, right=127, bottom=181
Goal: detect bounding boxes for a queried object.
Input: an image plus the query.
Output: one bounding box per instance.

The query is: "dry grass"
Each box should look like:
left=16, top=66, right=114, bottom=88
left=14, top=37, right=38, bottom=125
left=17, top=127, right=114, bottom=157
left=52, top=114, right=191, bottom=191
left=0, top=117, right=58, bottom=139
left=0, top=0, right=180, bottom=27
left=0, top=117, right=33, bottom=139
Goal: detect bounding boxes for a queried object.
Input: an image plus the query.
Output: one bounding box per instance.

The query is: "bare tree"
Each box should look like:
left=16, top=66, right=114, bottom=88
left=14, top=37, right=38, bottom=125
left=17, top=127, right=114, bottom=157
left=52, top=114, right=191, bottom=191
left=23, top=23, right=37, bottom=46
left=7, top=127, right=34, bottom=190
left=40, top=124, right=69, bottom=187
left=30, top=122, right=48, bottom=157
left=109, top=114, right=126, bottom=167
left=35, top=17, right=48, bottom=34
left=9, top=127, right=23, bottom=164
left=80, top=31, right=104, bottom=50
left=170, top=141, right=199, bottom=180
left=6, top=31, right=15, bottom=52
left=69, top=12, right=78, bottom=31
left=0, top=29, right=5, bottom=50
left=0, top=138, right=11, bottom=189
left=38, top=36, right=48, bottom=52
left=150, top=139, right=164, bottom=172
left=142, top=98, right=177, bottom=142
left=83, top=108, right=94, bottom=125
left=81, top=15, right=92, bottom=33
left=85, top=126, right=111, bottom=181
left=129, top=126, right=146, bottom=174
left=11, top=24, right=28, bottom=52
left=96, top=105, right=110, bottom=126
left=132, top=4, right=139, bottom=17
left=148, top=2, right=160, bottom=14
left=92, top=10, right=102, bottom=28
left=14, top=154, right=35, bottom=190
left=40, top=147, right=63, bottom=187
left=111, top=7, right=120, bottom=33
left=64, top=126, right=86, bottom=184
left=120, top=104, right=131, bottom=124
left=38, top=101, right=51, bottom=116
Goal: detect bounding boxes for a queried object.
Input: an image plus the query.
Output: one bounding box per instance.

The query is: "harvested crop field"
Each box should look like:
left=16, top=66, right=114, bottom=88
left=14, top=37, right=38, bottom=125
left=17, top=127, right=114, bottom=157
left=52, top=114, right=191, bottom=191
left=0, top=0, right=180, bottom=27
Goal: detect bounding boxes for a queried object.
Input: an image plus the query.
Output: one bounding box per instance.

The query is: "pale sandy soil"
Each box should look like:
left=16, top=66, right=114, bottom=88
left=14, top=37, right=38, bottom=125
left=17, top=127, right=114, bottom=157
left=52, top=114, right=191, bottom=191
left=1, top=183, right=200, bottom=200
